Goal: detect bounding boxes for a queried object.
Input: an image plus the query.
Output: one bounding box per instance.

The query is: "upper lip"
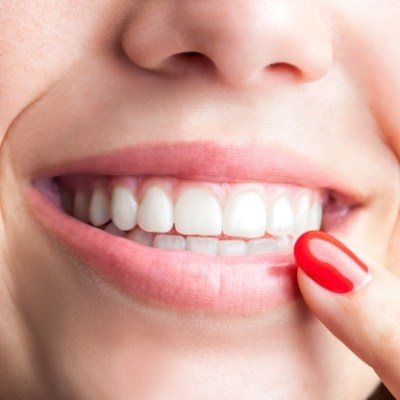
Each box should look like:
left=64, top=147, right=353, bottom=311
left=37, top=141, right=363, bottom=207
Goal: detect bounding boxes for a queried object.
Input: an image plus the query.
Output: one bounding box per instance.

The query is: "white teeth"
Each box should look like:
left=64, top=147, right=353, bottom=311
left=217, top=240, right=247, bottom=256
left=111, top=186, right=138, bottom=231
left=266, top=195, right=294, bottom=236
left=247, top=238, right=280, bottom=255
left=73, top=191, right=89, bottom=222
left=308, top=203, right=323, bottom=230
left=67, top=179, right=326, bottom=256
left=175, top=188, right=222, bottom=236
left=223, top=191, right=267, bottom=238
left=138, top=186, right=173, bottom=233
left=186, top=237, right=218, bottom=255
left=126, top=228, right=153, bottom=246
left=153, top=234, right=186, bottom=251
left=104, top=222, right=126, bottom=237
left=247, top=236, right=292, bottom=255
left=89, top=188, right=110, bottom=226
left=293, top=192, right=312, bottom=236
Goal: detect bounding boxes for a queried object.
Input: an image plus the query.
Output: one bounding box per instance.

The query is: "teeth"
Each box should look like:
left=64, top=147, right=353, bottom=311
left=308, top=203, right=323, bottom=230
left=127, top=227, right=153, bottom=246
left=64, top=178, right=327, bottom=256
left=265, top=195, right=294, bottom=236
left=293, top=192, right=312, bottom=236
left=73, top=191, right=89, bottom=222
left=138, top=185, right=174, bottom=233
left=153, top=234, right=186, bottom=251
left=247, top=238, right=280, bottom=255
left=175, top=188, right=222, bottom=236
left=247, top=236, right=292, bottom=255
left=111, top=186, right=138, bottom=231
left=89, top=188, right=110, bottom=226
left=217, top=240, right=247, bottom=256
left=223, top=191, right=267, bottom=238
left=186, top=237, right=218, bottom=255
left=104, top=222, right=126, bottom=237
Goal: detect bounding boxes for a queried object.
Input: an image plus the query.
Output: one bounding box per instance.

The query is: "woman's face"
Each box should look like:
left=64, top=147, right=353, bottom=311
left=1, top=1, right=399, bottom=399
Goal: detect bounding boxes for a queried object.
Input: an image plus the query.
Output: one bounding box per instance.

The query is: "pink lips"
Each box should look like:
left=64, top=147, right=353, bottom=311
left=28, top=142, right=354, bottom=314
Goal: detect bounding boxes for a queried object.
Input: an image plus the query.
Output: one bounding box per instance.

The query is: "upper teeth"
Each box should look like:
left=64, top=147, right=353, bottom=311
left=68, top=179, right=323, bottom=242
left=175, top=187, right=223, bottom=236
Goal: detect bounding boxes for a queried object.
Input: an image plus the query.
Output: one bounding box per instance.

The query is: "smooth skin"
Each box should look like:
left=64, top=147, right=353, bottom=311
left=1, top=1, right=400, bottom=399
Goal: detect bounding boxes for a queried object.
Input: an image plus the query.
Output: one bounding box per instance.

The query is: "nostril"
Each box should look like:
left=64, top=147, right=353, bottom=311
left=267, top=62, right=302, bottom=79
left=155, top=51, right=216, bottom=77
left=174, top=51, right=215, bottom=66
left=177, top=51, right=204, bottom=59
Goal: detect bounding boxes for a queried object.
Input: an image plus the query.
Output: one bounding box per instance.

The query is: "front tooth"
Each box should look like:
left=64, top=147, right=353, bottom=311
left=73, top=191, right=89, bottom=222
left=175, top=187, right=222, bottom=236
left=217, top=240, right=247, bottom=256
left=138, top=186, right=173, bottom=233
left=293, top=192, right=311, bottom=236
left=153, top=234, right=186, bottom=251
left=89, top=188, right=110, bottom=226
left=186, top=237, right=218, bottom=255
left=126, top=228, right=153, bottom=246
left=223, top=191, right=267, bottom=238
left=111, top=186, right=138, bottom=231
left=308, top=203, right=323, bottom=230
left=266, top=195, right=294, bottom=236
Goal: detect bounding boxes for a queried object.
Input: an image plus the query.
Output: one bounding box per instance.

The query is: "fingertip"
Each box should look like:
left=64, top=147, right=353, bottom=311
left=294, top=230, right=370, bottom=294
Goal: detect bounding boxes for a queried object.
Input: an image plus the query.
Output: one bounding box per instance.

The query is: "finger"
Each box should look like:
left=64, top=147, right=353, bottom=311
left=294, top=230, right=400, bottom=399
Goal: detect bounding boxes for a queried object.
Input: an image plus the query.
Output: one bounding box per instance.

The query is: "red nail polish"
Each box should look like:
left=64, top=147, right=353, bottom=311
left=294, top=231, right=370, bottom=293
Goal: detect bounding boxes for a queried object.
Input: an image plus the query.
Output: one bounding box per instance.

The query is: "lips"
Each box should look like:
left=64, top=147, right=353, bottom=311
left=28, top=142, right=359, bottom=315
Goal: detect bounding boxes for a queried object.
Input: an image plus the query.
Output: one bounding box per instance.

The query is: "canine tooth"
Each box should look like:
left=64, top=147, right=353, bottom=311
left=308, top=203, right=323, bottom=230
left=186, top=237, right=218, bottom=255
left=73, top=191, right=89, bottom=222
left=217, top=240, right=247, bottom=256
left=293, top=192, right=311, bottom=236
left=111, top=186, right=138, bottom=231
left=138, top=186, right=173, bottom=233
left=104, top=222, right=126, bottom=237
left=153, top=234, right=186, bottom=251
left=175, top=188, right=222, bottom=236
left=223, top=191, right=267, bottom=238
left=126, top=228, right=153, bottom=246
left=89, top=188, right=110, bottom=226
left=266, top=195, right=294, bottom=236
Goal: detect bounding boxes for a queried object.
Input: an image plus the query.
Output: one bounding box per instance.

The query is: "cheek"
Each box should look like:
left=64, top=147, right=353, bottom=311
left=0, top=0, right=129, bottom=143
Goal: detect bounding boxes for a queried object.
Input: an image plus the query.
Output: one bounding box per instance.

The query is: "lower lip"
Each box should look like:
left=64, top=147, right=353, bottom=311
left=28, top=186, right=301, bottom=315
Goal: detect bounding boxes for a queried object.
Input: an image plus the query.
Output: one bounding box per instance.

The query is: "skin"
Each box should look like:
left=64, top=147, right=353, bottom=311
left=0, top=0, right=400, bottom=399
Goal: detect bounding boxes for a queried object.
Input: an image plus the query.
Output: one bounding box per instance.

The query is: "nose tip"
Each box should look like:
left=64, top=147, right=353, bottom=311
left=122, top=1, right=333, bottom=86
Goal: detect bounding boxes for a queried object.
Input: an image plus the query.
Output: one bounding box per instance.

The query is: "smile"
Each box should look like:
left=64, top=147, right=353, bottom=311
left=28, top=142, right=359, bottom=314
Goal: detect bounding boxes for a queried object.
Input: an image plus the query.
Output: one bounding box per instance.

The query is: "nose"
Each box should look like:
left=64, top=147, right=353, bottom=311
left=122, top=0, right=333, bottom=86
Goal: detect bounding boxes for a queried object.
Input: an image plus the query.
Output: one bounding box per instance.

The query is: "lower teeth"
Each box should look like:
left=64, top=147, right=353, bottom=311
left=103, top=223, right=294, bottom=256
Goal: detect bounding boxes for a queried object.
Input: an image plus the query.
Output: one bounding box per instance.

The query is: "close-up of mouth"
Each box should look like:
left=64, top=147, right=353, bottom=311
left=28, top=142, right=360, bottom=314
left=5, top=1, right=400, bottom=398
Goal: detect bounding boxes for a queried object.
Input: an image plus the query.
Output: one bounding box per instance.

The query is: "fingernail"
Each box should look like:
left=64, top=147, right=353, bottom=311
left=294, top=231, right=371, bottom=293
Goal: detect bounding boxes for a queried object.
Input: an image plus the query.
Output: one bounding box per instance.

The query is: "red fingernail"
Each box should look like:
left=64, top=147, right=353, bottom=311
left=294, top=231, right=371, bottom=293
